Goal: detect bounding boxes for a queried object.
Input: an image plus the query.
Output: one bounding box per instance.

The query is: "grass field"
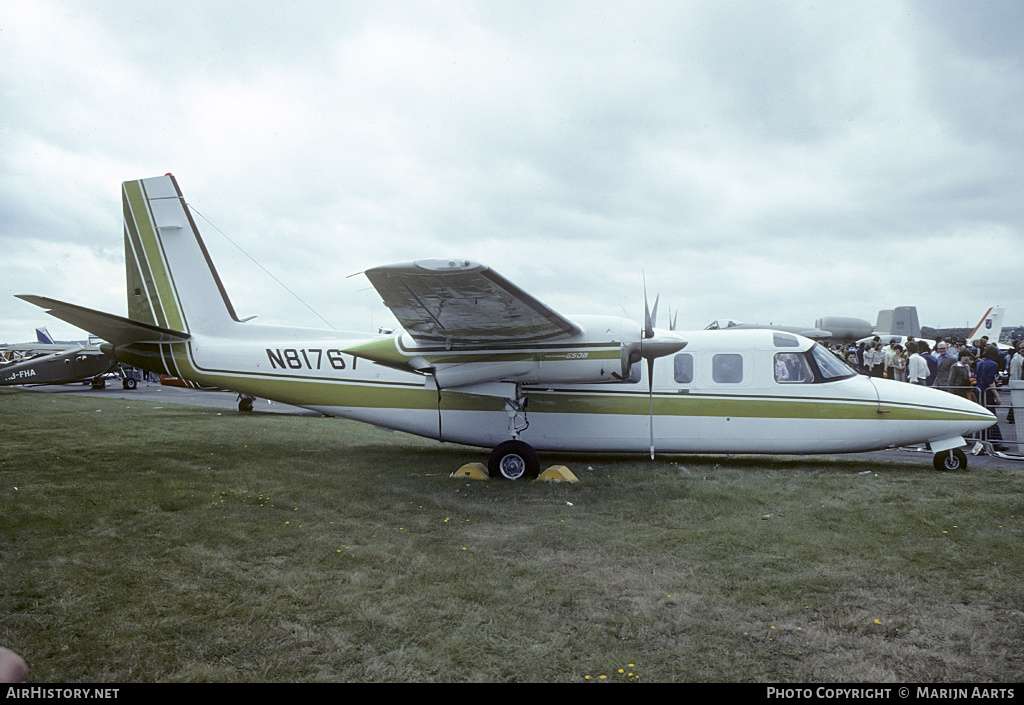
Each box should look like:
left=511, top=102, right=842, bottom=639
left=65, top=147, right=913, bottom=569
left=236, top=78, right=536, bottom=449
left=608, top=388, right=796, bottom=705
left=1, top=386, right=1022, bottom=683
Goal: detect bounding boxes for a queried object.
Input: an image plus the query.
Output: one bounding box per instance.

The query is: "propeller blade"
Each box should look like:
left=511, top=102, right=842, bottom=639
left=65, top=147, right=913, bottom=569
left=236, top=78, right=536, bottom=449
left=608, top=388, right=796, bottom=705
left=644, top=292, right=659, bottom=339
left=648, top=356, right=656, bottom=459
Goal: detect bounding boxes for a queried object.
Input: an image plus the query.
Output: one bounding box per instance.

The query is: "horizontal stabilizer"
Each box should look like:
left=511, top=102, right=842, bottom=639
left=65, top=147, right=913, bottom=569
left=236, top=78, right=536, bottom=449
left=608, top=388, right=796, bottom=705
left=16, top=295, right=190, bottom=346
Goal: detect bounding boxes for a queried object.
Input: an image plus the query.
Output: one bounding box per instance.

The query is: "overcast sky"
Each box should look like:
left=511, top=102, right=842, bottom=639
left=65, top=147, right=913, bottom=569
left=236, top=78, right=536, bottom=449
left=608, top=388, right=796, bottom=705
left=2, top=0, right=1022, bottom=345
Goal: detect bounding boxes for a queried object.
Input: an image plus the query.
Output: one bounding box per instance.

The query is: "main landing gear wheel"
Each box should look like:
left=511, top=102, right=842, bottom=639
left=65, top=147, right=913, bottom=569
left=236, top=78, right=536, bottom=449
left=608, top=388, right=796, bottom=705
left=933, top=448, right=968, bottom=471
left=488, top=440, right=540, bottom=480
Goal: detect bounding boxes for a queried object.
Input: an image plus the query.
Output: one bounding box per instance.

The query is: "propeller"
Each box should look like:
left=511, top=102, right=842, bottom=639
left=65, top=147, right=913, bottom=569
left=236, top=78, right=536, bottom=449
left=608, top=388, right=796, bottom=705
left=645, top=289, right=657, bottom=459
left=613, top=281, right=687, bottom=458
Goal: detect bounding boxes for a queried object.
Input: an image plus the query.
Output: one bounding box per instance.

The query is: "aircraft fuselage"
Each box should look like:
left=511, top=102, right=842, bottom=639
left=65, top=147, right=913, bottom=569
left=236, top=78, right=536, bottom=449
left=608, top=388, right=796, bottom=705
left=0, top=348, right=116, bottom=386
left=107, top=327, right=993, bottom=456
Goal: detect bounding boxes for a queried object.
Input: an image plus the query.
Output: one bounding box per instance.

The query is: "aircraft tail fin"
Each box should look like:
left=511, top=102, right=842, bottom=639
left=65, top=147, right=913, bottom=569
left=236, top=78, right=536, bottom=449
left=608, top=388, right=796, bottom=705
left=874, top=309, right=892, bottom=335
left=35, top=327, right=55, bottom=344
left=123, top=175, right=242, bottom=335
left=889, top=306, right=920, bottom=338
left=966, top=306, right=1004, bottom=342
left=875, top=306, right=920, bottom=338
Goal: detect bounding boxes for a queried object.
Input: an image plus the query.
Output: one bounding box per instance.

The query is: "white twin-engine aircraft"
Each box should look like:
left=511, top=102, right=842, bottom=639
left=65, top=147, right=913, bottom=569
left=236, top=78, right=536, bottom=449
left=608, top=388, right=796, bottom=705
left=20, top=175, right=995, bottom=477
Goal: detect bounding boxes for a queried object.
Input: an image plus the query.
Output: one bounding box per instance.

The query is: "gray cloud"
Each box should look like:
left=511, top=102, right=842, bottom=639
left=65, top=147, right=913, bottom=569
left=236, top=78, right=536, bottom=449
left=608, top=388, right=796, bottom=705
left=2, top=0, right=1021, bottom=342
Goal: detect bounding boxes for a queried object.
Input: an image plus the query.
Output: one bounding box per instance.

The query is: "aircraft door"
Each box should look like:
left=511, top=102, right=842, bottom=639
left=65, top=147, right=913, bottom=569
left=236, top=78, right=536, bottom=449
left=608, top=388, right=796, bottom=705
left=696, top=351, right=759, bottom=443
left=670, top=353, right=700, bottom=444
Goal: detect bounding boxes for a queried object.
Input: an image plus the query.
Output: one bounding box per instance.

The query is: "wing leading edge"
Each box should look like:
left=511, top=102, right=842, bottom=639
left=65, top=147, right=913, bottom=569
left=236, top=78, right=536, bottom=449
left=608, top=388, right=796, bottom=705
left=364, top=259, right=581, bottom=347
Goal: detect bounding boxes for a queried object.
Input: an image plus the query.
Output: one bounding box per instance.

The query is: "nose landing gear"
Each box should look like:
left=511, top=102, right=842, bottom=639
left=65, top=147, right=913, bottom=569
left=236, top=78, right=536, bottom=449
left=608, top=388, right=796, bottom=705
left=933, top=448, right=967, bottom=471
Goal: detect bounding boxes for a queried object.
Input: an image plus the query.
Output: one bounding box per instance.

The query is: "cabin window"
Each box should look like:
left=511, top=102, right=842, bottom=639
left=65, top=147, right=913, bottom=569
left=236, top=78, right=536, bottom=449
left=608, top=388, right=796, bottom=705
left=774, top=352, right=813, bottom=383
left=773, top=332, right=800, bottom=347
left=673, top=353, right=694, bottom=384
left=712, top=353, right=743, bottom=383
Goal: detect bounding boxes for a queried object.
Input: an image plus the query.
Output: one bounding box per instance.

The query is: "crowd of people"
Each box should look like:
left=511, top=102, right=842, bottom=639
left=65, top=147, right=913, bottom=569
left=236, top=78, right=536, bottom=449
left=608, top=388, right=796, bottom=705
left=833, top=334, right=1024, bottom=451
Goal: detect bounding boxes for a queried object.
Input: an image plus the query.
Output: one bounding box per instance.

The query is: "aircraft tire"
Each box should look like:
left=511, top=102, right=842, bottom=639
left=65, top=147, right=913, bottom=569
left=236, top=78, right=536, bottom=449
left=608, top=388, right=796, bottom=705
left=933, top=448, right=967, bottom=471
left=238, top=397, right=254, bottom=413
left=488, top=440, right=540, bottom=480
left=123, top=378, right=137, bottom=390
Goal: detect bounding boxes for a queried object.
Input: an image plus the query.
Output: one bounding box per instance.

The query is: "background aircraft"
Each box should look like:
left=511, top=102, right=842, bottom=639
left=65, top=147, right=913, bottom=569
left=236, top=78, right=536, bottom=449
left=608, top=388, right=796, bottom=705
left=870, top=306, right=922, bottom=340
left=1, top=326, right=130, bottom=388
left=965, top=307, right=1008, bottom=350
left=710, top=306, right=944, bottom=349
left=1, top=327, right=100, bottom=359
left=704, top=316, right=872, bottom=343
left=19, top=175, right=994, bottom=476
left=855, top=306, right=1005, bottom=350
left=0, top=346, right=118, bottom=387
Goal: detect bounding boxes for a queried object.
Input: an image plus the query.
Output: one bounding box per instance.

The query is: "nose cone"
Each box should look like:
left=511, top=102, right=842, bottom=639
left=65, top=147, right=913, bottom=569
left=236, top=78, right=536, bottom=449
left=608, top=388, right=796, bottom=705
left=873, top=378, right=996, bottom=443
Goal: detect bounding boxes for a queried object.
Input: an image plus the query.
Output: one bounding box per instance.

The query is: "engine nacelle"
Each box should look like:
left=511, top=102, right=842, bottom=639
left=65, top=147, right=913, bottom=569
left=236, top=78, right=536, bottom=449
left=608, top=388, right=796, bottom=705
left=815, top=316, right=873, bottom=343
left=433, top=352, right=621, bottom=388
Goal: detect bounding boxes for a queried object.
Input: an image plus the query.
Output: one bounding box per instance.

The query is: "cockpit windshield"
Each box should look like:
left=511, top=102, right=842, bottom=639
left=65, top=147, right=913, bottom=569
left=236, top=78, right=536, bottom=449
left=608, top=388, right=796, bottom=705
left=774, top=345, right=858, bottom=384
left=810, top=344, right=857, bottom=381
left=704, top=319, right=742, bottom=331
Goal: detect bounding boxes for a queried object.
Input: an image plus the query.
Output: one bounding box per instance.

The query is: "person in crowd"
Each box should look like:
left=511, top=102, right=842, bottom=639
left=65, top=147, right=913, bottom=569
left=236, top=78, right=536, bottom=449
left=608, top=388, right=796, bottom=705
left=845, top=350, right=869, bottom=375
left=976, top=344, right=1006, bottom=450
left=907, top=340, right=930, bottom=385
left=947, top=349, right=976, bottom=399
left=1009, top=341, right=1023, bottom=426
left=933, top=341, right=956, bottom=389
left=923, top=341, right=939, bottom=386
left=1011, top=341, right=1024, bottom=382
left=892, top=344, right=907, bottom=382
left=866, top=340, right=886, bottom=378
left=884, top=339, right=899, bottom=379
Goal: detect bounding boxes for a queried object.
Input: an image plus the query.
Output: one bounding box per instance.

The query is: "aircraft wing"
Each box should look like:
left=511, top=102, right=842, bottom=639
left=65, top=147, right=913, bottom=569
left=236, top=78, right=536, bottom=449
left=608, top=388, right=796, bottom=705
left=363, top=259, right=581, bottom=347
left=16, top=295, right=191, bottom=346
left=796, top=328, right=832, bottom=340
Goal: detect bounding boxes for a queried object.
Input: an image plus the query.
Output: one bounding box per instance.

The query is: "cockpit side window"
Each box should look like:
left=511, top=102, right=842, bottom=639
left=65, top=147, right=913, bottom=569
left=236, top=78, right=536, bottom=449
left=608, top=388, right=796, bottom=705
left=774, top=352, right=813, bottom=383
left=712, top=353, right=743, bottom=383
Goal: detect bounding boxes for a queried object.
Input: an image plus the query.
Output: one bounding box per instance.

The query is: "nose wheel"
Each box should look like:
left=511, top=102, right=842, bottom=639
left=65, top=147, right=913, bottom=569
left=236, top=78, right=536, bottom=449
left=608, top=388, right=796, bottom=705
left=488, top=440, right=540, bottom=480
left=933, top=448, right=967, bottom=471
